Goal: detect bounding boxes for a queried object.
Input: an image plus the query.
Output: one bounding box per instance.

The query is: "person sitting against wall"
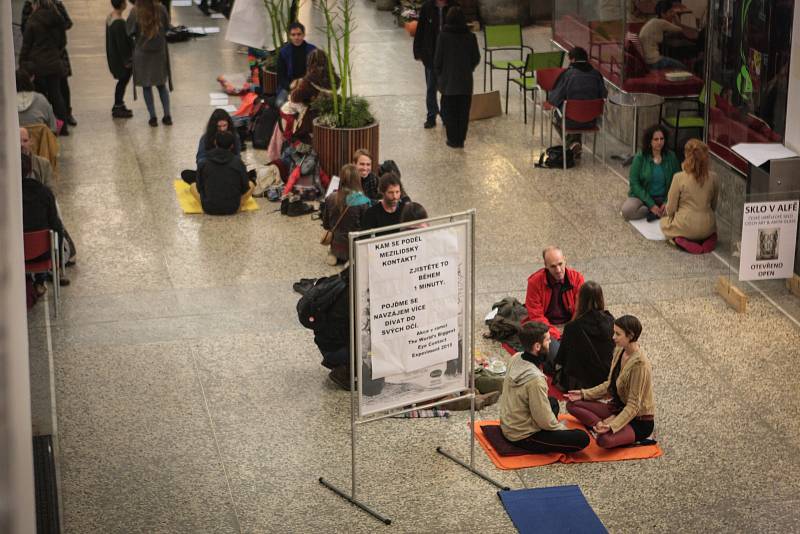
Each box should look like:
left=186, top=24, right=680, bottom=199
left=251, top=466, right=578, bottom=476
left=638, top=0, right=694, bottom=70
left=500, top=322, right=591, bottom=454
left=660, top=138, right=719, bottom=253
left=524, top=246, right=585, bottom=368
left=322, top=163, right=372, bottom=266
left=189, top=131, right=254, bottom=215
left=552, top=281, right=614, bottom=392
left=566, top=315, right=655, bottom=448
left=621, top=124, right=681, bottom=221
left=16, top=69, right=57, bottom=133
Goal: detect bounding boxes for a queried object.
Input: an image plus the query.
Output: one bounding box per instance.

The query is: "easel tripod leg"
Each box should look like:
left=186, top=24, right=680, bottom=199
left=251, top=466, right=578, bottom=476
left=318, top=477, right=392, bottom=525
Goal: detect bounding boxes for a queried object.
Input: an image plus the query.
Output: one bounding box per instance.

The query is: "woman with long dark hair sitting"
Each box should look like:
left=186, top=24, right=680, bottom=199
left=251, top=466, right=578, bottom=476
left=181, top=108, right=241, bottom=184
left=552, top=281, right=614, bottom=391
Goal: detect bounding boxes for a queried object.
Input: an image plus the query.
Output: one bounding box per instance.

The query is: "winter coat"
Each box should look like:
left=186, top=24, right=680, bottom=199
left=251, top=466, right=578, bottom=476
left=19, top=7, right=68, bottom=78
left=127, top=5, right=172, bottom=88
left=313, top=271, right=350, bottom=352
left=523, top=267, right=585, bottom=340
left=553, top=310, right=615, bottom=391
left=196, top=148, right=251, bottom=215
left=413, top=0, right=456, bottom=68
left=21, top=0, right=73, bottom=77
left=106, top=15, right=133, bottom=79
left=660, top=171, right=719, bottom=240
left=499, top=353, right=567, bottom=442
left=324, top=191, right=372, bottom=261
left=547, top=62, right=607, bottom=128
left=434, top=24, right=480, bottom=96
left=18, top=92, right=57, bottom=132
left=22, top=178, right=64, bottom=237
left=627, top=150, right=681, bottom=207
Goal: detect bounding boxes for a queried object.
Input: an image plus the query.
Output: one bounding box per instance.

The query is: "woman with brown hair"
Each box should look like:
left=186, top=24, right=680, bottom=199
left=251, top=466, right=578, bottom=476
left=322, top=164, right=373, bottom=265
left=552, top=281, right=615, bottom=391
left=127, top=0, right=172, bottom=127
left=660, top=138, right=719, bottom=252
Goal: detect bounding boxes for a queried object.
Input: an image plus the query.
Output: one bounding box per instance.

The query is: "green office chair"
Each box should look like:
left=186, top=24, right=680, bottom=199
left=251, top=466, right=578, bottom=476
left=659, top=80, right=722, bottom=153
left=506, top=50, right=565, bottom=123
left=483, top=24, right=532, bottom=92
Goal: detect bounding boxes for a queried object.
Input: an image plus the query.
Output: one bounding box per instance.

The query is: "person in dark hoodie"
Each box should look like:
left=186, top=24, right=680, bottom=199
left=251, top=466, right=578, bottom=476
left=189, top=131, right=254, bottom=215
left=19, top=0, right=70, bottom=135
left=413, top=0, right=455, bottom=129
left=547, top=46, right=607, bottom=156
left=552, top=281, right=614, bottom=392
left=499, top=322, right=590, bottom=454
left=434, top=7, right=481, bottom=148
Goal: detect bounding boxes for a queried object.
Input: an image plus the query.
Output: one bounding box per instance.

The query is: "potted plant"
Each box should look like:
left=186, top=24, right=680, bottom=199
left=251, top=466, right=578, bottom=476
left=392, top=0, right=421, bottom=35
left=257, top=0, right=298, bottom=95
left=312, top=0, right=379, bottom=175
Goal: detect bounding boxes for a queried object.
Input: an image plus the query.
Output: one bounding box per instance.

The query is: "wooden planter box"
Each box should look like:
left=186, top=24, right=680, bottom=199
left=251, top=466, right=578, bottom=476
left=259, top=69, right=278, bottom=96
left=313, top=121, right=380, bottom=176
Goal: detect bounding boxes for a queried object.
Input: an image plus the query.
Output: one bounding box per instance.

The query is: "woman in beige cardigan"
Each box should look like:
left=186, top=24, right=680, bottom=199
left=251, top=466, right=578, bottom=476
left=660, top=139, right=719, bottom=251
left=565, top=315, right=655, bottom=448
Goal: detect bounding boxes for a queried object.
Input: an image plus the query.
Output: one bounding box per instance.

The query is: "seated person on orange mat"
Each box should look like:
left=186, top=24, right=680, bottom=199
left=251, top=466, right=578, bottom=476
left=189, top=131, right=254, bottom=215
left=565, top=315, right=655, bottom=448
left=499, top=322, right=590, bottom=454
left=524, top=246, right=585, bottom=369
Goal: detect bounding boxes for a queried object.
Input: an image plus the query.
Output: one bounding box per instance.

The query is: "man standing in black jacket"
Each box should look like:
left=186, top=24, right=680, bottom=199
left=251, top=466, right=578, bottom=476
left=413, top=0, right=455, bottom=129
left=189, top=131, right=254, bottom=215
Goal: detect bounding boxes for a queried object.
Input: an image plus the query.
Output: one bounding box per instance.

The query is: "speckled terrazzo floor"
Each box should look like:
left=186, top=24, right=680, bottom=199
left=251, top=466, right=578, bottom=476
left=21, top=0, right=800, bottom=532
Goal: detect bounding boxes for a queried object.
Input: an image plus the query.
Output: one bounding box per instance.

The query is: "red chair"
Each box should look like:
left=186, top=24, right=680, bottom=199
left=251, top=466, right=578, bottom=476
left=554, top=98, right=606, bottom=170
left=531, top=67, right=566, bottom=146
left=24, top=230, right=60, bottom=315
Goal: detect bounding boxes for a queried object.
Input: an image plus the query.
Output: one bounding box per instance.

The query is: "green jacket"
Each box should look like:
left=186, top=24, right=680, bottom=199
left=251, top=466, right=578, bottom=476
left=627, top=151, right=680, bottom=208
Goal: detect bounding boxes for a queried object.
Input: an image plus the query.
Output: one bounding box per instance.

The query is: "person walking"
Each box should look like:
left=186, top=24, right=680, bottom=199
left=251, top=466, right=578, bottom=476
left=127, top=0, right=173, bottom=127
left=433, top=7, right=480, bottom=148
left=413, top=0, right=455, bottom=129
left=107, top=0, right=134, bottom=118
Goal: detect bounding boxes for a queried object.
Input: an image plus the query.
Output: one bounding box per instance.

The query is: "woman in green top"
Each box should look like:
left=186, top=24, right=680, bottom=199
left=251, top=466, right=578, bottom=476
left=621, top=125, right=681, bottom=221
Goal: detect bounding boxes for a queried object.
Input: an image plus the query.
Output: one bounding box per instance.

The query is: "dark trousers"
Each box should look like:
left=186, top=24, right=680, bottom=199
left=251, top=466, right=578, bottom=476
left=424, top=66, right=440, bottom=123
left=441, top=94, right=471, bottom=146
left=34, top=75, right=67, bottom=121
left=114, top=69, right=132, bottom=107
left=567, top=400, right=654, bottom=448
left=60, top=76, right=72, bottom=115
left=510, top=396, right=590, bottom=454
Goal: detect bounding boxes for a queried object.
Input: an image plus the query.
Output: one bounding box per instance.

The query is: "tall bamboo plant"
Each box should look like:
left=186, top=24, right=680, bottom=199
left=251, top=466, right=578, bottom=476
left=263, top=0, right=298, bottom=51
left=316, top=0, right=374, bottom=128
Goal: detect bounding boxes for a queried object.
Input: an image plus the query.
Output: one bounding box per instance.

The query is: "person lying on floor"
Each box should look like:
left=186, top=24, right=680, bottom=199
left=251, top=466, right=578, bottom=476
left=181, top=109, right=241, bottom=184
left=499, top=322, right=590, bottom=454
left=187, top=131, right=254, bottom=215
left=566, top=315, right=656, bottom=448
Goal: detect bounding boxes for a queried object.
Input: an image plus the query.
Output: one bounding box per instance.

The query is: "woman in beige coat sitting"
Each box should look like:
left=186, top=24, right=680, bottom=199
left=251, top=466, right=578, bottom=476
left=660, top=138, right=719, bottom=253
left=566, top=315, right=655, bottom=448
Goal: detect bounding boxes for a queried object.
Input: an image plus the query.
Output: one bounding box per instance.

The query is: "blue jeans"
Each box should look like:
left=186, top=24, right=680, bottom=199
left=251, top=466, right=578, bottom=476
left=142, top=85, right=171, bottom=119
left=648, top=57, right=685, bottom=70
left=424, top=66, right=441, bottom=123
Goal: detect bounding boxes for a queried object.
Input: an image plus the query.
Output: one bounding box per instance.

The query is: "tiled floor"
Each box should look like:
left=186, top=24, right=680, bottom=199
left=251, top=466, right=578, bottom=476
left=23, top=0, right=800, bottom=532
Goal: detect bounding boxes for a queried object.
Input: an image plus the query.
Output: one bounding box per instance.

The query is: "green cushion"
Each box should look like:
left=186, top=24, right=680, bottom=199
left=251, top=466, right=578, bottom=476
left=491, top=59, right=524, bottom=70
left=663, top=116, right=705, bottom=128
left=510, top=77, right=537, bottom=90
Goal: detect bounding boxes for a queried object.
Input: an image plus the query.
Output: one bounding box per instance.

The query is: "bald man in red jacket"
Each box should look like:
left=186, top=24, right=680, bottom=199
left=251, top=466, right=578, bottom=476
left=524, top=246, right=585, bottom=343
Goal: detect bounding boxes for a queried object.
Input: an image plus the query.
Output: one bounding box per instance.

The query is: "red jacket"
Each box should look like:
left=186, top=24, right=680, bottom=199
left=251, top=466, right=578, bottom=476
left=524, top=267, right=585, bottom=340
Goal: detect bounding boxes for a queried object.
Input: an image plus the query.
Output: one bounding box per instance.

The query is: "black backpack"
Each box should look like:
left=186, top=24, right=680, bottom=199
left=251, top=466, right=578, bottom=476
left=250, top=98, right=279, bottom=149
left=535, top=145, right=575, bottom=168
left=281, top=196, right=315, bottom=216
left=166, top=25, right=202, bottom=43
left=297, top=274, right=347, bottom=329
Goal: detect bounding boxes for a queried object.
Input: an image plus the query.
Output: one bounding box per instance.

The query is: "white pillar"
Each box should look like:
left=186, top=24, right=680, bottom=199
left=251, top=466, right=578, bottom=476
left=1, top=0, right=37, bottom=531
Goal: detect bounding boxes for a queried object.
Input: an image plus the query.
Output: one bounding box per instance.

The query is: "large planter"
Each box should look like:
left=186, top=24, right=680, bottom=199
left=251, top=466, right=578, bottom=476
left=313, top=121, right=380, bottom=176
left=259, top=69, right=278, bottom=96
left=404, top=20, right=418, bottom=36
left=478, top=0, right=530, bottom=25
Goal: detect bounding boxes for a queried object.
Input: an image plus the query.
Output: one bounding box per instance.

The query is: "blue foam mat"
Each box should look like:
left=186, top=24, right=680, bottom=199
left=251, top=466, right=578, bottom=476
left=498, top=485, right=607, bottom=534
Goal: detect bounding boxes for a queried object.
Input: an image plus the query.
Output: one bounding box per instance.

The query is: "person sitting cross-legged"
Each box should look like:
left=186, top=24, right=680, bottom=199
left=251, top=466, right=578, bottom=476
left=499, top=322, right=590, bottom=454
left=189, top=131, right=254, bottom=215
left=621, top=124, right=680, bottom=221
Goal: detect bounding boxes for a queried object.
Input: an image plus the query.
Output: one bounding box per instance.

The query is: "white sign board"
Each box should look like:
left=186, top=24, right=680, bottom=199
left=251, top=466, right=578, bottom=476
left=354, top=221, right=470, bottom=416
left=738, top=200, right=799, bottom=281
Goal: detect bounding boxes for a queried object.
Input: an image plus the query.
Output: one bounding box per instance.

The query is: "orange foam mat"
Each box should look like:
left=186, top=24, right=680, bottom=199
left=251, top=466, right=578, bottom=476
left=475, top=416, right=663, bottom=470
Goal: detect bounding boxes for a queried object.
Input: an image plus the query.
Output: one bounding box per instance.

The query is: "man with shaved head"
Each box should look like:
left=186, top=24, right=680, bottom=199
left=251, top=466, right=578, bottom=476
left=524, top=246, right=585, bottom=364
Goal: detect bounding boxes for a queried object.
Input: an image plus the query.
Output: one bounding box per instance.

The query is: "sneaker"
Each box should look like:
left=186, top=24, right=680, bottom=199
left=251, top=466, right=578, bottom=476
left=162, top=115, right=173, bottom=126
left=67, top=115, right=77, bottom=126
left=112, top=107, right=133, bottom=118
left=328, top=366, right=352, bottom=391
left=424, top=119, right=435, bottom=129
left=325, top=253, right=339, bottom=266
left=148, top=117, right=158, bottom=127
left=59, top=277, right=70, bottom=287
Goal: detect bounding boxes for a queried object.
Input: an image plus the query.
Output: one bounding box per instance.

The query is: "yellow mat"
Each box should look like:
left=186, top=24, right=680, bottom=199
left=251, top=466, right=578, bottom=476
left=173, top=179, right=259, bottom=214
